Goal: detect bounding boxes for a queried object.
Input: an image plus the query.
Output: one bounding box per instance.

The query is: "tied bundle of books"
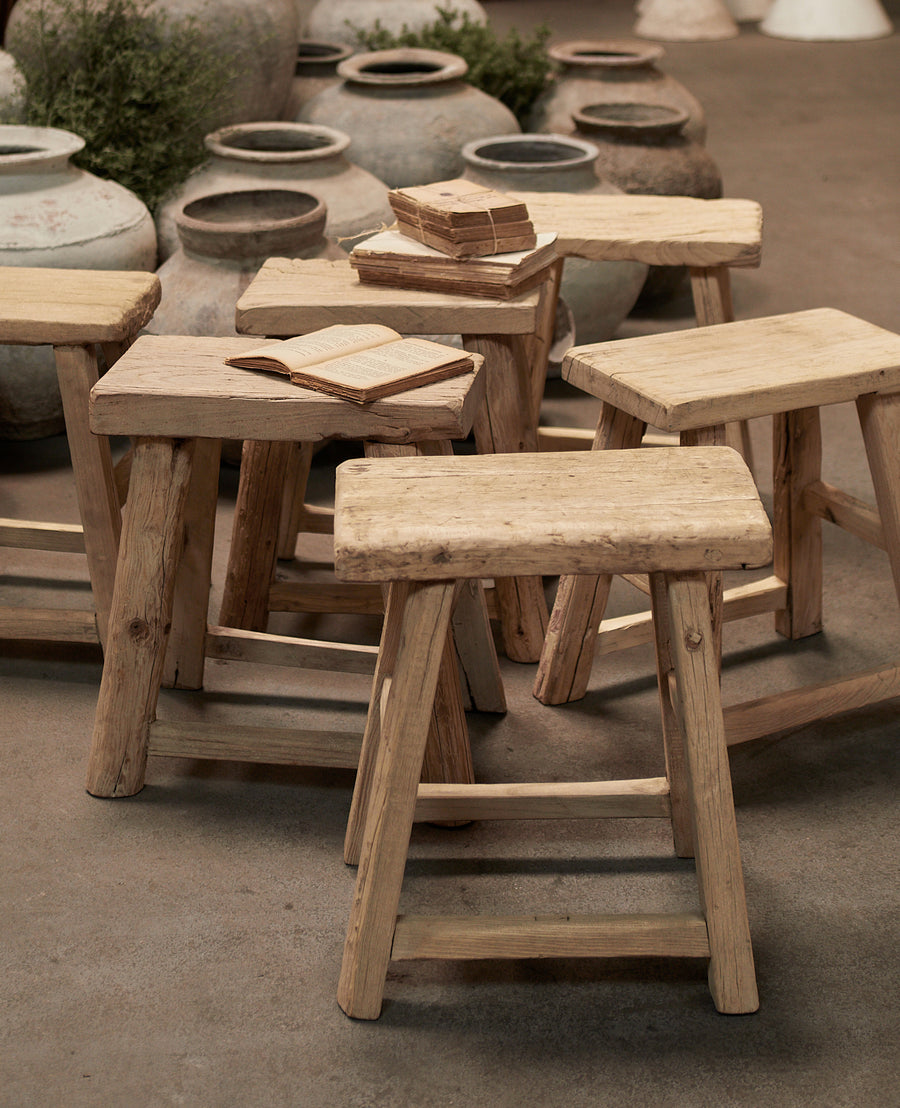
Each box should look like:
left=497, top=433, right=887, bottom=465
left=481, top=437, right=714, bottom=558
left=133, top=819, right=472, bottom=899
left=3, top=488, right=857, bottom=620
left=387, top=178, right=537, bottom=258
left=224, top=323, right=477, bottom=404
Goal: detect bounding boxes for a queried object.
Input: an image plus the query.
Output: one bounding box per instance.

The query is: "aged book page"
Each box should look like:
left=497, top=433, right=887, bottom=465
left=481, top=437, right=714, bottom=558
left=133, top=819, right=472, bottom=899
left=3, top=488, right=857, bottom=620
left=225, top=323, right=474, bottom=403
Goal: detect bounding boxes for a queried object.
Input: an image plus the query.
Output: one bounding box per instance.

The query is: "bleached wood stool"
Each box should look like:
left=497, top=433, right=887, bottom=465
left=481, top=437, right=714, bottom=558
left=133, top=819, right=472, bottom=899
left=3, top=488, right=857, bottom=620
left=0, top=267, right=161, bottom=647
left=534, top=309, right=900, bottom=746
left=84, top=333, right=495, bottom=798
left=510, top=193, right=763, bottom=458
left=230, top=255, right=563, bottom=663
left=334, top=448, right=772, bottom=1019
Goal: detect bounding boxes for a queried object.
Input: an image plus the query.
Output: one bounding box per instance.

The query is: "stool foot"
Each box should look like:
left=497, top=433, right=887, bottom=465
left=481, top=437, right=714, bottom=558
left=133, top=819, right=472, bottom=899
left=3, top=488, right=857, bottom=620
left=86, top=437, right=195, bottom=798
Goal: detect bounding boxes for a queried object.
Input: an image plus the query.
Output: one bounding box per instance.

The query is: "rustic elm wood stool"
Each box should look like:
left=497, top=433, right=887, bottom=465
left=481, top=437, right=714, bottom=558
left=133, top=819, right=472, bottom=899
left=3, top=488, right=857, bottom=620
left=84, top=333, right=495, bottom=798
left=356, top=193, right=760, bottom=456
left=334, top=448, right=772, bottom=1020
left=229, top=255, right=564, bottom=663
left=0, top=266, right=161, bottom=647
left=534, top=308, right=900, bottom=747
left=513, top=192, right=763, bottom=460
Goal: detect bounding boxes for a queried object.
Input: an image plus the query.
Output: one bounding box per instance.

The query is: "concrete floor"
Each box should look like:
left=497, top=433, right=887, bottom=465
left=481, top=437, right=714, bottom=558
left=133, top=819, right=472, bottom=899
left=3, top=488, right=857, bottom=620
left=3, top=2, right=900, bottom=1105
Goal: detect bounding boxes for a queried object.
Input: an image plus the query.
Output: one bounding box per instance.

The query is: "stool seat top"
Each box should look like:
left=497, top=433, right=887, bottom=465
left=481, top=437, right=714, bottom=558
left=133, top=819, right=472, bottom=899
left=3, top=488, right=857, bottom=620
left=564, top=308, right=900, bottom=431
left=235, top=257, right=542, bottom=338
left=0, top=267, right=161, bottom=345
left=509, top=193, right=763, bottom=268
left=334, top=448, right=772, bottom=581
left=89, top=333, right=485, bottom=443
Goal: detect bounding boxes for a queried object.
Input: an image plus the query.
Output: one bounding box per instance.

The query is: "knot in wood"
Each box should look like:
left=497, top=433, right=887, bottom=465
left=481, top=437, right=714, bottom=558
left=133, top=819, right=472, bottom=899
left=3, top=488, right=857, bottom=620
left=683, top=629, right=704, bottom=652
left=128, top=617, right=151, bottom=642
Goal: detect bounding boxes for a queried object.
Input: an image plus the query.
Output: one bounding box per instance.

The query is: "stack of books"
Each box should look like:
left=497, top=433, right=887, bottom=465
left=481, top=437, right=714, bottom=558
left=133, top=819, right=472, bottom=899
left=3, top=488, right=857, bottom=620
left=387, top=178, right=538, bottom=258
left=349, top=228, right=559, bottom=300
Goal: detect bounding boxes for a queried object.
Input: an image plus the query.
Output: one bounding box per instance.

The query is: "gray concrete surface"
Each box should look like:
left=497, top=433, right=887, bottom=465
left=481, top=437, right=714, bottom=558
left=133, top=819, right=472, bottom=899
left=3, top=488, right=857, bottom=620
left=2, top=2, right=899, bottom=1105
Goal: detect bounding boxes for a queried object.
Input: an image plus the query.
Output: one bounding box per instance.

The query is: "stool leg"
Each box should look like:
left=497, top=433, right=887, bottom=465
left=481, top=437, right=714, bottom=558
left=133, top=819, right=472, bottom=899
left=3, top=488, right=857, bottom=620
left=276, top=442, right=315, bottom=560
left=857, top=391, right=900, bottom=604
left=527, top=258, right=565, bottom=427
left=365, top=439, right=476, bottom=797
left=343, top=577, right=474, bottom=866
left=680, top=424, right=728, bottom=666
left=649, top=572, right=694, bottom=859
left=774, top=407, right=823, bottom=639
left=162, top=437, right=222, bottom=690
left=85, top=436, right=195, bottom=798
left=54, top=343, right=122, bottom=646
left=219, top=439, right=294, bottom=630
left=666, top=571, right=758, bottom=1015
left=533, top=404, right=646, bottom=705
left=338, top=580, right=458, bottom=1019
left=464, top=331, right=549, bottom=663
left=452, top=579, right=507, bottom=714
left=689, top=265, right=755, bottom=476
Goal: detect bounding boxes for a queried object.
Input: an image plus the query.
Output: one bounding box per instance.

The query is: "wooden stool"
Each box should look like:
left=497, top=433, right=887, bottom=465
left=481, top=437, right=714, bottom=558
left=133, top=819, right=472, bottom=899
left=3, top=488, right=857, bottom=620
left=512, top=193, right=764, bottom=459
left=334, top=448, right=772, bottom=1019
left=534, top=309, right=900, bottom=747
left=229, top=255, right=564, bottom=663
left=84, top=333, right=497, bottom=798
left=0, top=266, right=161, bottom=646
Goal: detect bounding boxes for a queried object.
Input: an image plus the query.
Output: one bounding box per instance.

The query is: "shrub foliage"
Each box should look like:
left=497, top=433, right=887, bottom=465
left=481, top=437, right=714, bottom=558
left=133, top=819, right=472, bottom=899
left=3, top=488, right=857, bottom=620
left=7, top=0, right=234, bottom=210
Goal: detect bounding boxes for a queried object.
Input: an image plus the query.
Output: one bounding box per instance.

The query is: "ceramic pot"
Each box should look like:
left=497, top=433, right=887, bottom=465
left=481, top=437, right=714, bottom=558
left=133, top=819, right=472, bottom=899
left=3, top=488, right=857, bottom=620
left=282, top=40, right=355, bottom=120
left=0, top=49, right=26, bottom=122
left=573, top=101, right=723, bottom=305
left=149, top=189, right=344, bottom=338
left=155, top=122, right=392, bottom=260
left=299, top=48, right=520, bottom=188
left=6, top=0, right=298, bottom=129
left=305, top=0, right=487, bottom=43
left=0, top=125, right=157, bottom=439
left=634, top=0, right=739, bottom=41
left=461, top=133, right=648, bottom=346
left=529, top=39, right=706, bottom=143
left=761, top=0, right=892, bottom=40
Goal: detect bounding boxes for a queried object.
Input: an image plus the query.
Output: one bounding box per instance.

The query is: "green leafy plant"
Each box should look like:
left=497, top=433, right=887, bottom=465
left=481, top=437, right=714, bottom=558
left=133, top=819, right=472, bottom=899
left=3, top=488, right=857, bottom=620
left=356, top=8, right=555, bottom=126
left=6, top=0, right=236, bottom=211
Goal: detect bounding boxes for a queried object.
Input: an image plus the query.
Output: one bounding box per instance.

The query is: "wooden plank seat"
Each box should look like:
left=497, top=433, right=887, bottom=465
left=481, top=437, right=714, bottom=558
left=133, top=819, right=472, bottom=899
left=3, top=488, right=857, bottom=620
left=83, top=332, right=500, bottom=799
left=0, top=266, right=161, bottom=646
left=231, top=255, right=564, bottom=663
left=534, top=308, right=900, bottom=750
left=333, top=447, right=772, bottom=1019
left=511, top=192, right=764, bottom=460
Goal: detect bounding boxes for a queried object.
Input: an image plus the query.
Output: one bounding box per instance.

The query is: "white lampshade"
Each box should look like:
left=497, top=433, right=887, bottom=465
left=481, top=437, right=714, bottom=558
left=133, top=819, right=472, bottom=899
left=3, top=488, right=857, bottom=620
left=761, top=0, right=892, bottom=40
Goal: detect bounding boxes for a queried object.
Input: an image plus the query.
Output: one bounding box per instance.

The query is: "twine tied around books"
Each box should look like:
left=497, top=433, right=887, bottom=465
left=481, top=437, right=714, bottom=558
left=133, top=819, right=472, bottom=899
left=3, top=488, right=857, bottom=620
left=411, top=187, right=506, bottom=255
left=336, top=221, right=395, bottom=247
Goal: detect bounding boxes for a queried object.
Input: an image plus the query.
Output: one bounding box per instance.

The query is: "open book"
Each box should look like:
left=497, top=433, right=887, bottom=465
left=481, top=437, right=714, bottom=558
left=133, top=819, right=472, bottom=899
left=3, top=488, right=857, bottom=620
left=350, top=230, right=559, bottom=300
left=224, top=323, right=475, bottom=404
